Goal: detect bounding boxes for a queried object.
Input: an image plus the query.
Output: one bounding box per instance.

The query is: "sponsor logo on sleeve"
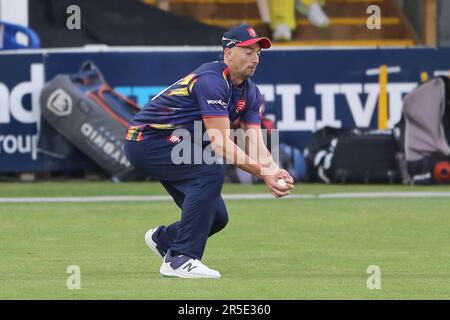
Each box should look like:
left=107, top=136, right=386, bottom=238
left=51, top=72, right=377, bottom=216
left=206, top=99, right=228, bottom=109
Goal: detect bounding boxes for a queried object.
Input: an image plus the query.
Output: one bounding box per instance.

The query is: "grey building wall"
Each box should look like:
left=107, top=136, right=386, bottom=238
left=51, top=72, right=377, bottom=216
left=398, top=0, right=449, bottom=47
left=399, top=0, right=423, bottom=38
left=437, top=0, right=450, bottom=46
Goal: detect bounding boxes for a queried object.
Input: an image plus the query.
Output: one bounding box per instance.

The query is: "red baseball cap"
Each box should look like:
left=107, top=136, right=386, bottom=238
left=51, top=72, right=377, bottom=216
left=222, top=24, right=271, bottom=49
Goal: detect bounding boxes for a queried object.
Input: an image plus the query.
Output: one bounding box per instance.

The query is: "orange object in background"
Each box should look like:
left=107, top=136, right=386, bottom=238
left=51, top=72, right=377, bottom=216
left=434, top=161, right=450, bottom=184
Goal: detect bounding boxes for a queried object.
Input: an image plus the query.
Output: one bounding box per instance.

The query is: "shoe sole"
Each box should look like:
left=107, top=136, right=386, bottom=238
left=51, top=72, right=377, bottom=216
left=144, top=229, right=164, bottom=259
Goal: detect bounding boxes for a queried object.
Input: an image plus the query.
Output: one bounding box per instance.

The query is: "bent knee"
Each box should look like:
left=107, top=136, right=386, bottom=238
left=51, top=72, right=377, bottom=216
left=210, top=209, right=229, bottom=235
left=216, top=209, right=229, bottom=229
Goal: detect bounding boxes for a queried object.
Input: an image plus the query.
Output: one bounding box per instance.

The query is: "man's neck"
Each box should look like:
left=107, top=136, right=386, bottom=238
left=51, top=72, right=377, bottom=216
left=230, top=74, right=244, bottom=87
left=224, top=61, right=244, bottom=87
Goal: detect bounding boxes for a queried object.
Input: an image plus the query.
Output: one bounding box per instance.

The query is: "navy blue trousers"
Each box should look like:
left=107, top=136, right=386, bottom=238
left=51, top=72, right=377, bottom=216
left=124, top=130, right=228, bottom=260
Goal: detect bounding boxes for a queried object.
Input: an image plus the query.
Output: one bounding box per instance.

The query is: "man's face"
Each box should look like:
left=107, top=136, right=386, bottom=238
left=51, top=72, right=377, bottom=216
left=227, top=43, right=261, bottom=78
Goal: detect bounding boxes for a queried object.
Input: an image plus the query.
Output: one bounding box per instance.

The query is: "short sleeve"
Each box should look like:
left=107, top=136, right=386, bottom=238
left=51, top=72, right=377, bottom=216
left=193, top=73, right=230, bottom=118
left=241, top=85, right=262, bottom=125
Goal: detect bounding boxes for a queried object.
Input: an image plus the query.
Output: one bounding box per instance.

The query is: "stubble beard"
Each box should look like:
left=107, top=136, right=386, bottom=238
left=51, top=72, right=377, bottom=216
left=244, top=66, right=256, bottom=78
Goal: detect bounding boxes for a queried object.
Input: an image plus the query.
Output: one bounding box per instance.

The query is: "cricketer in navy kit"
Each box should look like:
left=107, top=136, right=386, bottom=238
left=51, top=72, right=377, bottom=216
left=124, top=24, right=294, bottom=279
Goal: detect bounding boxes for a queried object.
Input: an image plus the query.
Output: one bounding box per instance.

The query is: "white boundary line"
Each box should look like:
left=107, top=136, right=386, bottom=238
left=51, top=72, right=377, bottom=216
left=317, top=192, right=450, bottom=199
left=1, top=192, right=450, bottom=203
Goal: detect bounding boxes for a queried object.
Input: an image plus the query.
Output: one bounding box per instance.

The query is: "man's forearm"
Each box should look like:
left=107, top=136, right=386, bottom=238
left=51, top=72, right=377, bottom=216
left=211, top=138, right=265, bottom=179
left=242, top=131, right=278, bottom=175
left=254, top=143, right=279, bottom=176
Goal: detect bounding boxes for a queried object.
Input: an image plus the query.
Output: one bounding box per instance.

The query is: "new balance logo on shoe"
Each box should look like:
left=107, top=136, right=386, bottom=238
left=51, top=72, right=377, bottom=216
left=182, top=263, right=197, bottom=272
left=160, top=249, right=221, bottom=279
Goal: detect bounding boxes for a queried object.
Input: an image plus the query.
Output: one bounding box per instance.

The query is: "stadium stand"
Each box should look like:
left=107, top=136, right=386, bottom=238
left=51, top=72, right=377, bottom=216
left=151, top=0, right=422, bottom=46
left=29, top=0, right=225, bottom=47
left=24, top=0, right=447, bottom=47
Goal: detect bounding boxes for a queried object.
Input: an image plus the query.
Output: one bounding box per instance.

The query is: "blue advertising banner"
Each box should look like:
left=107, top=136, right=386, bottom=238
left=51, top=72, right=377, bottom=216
left=0, top=53, right=104, bottom=172
left=1, top=47, right=449, bottom=173
left=0, top=54, right=44, bottom=172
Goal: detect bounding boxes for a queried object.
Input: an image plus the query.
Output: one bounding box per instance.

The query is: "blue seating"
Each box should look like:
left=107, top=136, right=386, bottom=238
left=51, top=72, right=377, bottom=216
left=0, top=21, right=40, bottom=49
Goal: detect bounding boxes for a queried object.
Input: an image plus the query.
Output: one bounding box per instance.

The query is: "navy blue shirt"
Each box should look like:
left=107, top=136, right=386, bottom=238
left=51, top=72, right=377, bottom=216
left=126, top=61, right=262, bottom=141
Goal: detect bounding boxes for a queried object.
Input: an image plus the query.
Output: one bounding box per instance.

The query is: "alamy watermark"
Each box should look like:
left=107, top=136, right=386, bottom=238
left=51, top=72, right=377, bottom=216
left=66, top=265, right=81, bottom=289
left=167, top=121, right=280, bottom=175
left=366, top=265, right=381, bottom=289
left=66, top=5, right=81, bottom=30
left=367, top=5, right=381, bottom=30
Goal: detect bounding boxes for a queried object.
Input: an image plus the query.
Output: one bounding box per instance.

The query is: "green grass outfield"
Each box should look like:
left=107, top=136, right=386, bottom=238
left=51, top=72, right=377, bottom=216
left=0, top=182, right=449, bottom=300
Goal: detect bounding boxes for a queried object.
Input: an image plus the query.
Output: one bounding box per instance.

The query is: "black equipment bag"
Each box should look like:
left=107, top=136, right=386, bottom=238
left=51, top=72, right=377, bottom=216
left=330, top=129, right=400, bottom=183
left=39, top=61, right=145, bottom=181
left=303, top=126, right=343, bottom=182
left=304, top=127, right=400, bottom=184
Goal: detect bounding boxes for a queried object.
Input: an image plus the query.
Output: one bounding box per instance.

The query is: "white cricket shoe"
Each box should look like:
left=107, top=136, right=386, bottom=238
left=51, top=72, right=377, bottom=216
left=145, top=226, right=166, bottom=259
left=160, top=250, right=221, bottom=279
left=297, top=1, right=330, bottom=28
left=273, top=23, right=292, bottom=41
